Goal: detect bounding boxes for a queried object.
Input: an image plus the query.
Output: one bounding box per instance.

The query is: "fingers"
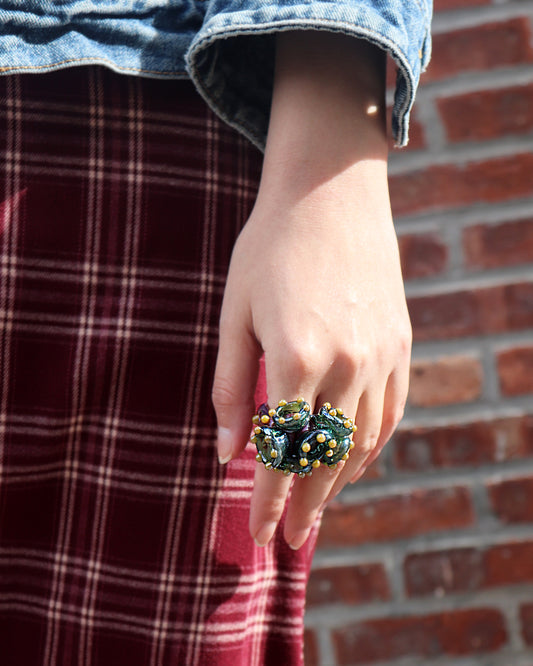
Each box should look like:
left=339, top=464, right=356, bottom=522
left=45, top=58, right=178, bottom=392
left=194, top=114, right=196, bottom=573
left=249, top=464, right=293, bottom=546
left=323, top=386, right=385, bottom=505
left=237, top=351, right=408, bottom=550
left=363, top=366, right=409, bottom=469
left=212, top=300, right=262, bottom=464
left=283, top=460, right=347, bottom=549
left=253, top=344, right=362, bottom=549
left=248, top=350, right=319, bottom=547
left=279, top=381, right=358, bottom=548
left=324, top=366, right=409, bottom=505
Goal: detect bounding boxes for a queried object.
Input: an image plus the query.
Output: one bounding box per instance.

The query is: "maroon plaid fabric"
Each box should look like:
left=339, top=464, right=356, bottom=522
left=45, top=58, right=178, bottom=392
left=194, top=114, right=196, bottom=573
left=0, top=67, right=318, bottom=666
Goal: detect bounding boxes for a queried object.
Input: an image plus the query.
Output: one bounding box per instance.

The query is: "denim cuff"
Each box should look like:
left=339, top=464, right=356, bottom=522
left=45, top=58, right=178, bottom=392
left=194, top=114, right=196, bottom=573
left=186, top=0, right=432, bottom=152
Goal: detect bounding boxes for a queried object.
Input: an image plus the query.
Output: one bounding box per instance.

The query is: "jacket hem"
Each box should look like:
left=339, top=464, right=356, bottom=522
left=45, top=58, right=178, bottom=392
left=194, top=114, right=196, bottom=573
left=187, top=15, right=427, bottom=152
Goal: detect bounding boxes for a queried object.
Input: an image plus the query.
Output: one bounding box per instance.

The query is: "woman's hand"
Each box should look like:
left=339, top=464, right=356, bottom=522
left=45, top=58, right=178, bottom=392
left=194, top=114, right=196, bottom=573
left=212, top=31, right=412, bottom=549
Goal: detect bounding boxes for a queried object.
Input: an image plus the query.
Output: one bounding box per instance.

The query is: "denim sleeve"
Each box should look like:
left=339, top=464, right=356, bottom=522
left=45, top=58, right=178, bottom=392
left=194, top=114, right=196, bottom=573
left=186, top=0, right=432, bottom=152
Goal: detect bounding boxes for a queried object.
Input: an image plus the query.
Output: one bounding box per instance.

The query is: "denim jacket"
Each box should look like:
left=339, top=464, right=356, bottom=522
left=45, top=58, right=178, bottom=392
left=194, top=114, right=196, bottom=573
left=0, top=1, right=432, bottom=151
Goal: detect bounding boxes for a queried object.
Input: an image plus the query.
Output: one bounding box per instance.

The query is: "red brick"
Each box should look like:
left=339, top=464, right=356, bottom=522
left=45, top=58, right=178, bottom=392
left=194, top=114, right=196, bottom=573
left=307, top=563, right=390, bottom=607
left=394, top=422, right=494, bottom=471
left=424, top=19, right=533, bottom=83
left=497, top=346, right=533, bottom=396
left=405, top=548, right=484, bottom=597
left=521, top=604, right=533, bottom=646
left=333, top=608, right=507, bottom=664
left=398, top=232, right=448, bottom=279
left=409, top=290, right=481, bottom=341
left=409, top=355, right=483, bottom=408
left=485, top=542, right=533, bottom=587
left=304, top=629, right=319, bottom=666
left=499, top=415, right=533, bottom=460
left=318, top=486, right=474, bottom=547
left=394, top=415, right=533, bottom=471
left=488, top=477, right=533, bottom=524
left=405, top=115, right=426, bottom=150
left=435, top=0, right=490, bottom=9
left=390, top=154, right=533, bottom=217
left=439, top=86, right=533, bottom=142
left=463, top=218, right=533, bottom=270
left=408, top=282, right=533, bottom=342
left=405, top=541, right=533, bottom=597
left=507, top=283, right=533, bottom=330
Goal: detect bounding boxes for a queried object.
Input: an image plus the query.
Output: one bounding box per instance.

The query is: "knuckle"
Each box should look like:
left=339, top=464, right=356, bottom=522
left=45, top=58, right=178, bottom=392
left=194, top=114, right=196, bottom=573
left=260, top=499, right=286, bottom=525
left=398, top=326, right=413, bottom=357
left=336, top=350, right=360, bottom=382
left=393, top=404, right=406, bottom=426
left=279, top=341, right=321, bottom=384
left=358, top=432, right=380, bottom=457
left=353, top=343, right=372, bottom=368
left=338, top=344, right=371, bottom=381
left=384, top=404, right=406, bottom=431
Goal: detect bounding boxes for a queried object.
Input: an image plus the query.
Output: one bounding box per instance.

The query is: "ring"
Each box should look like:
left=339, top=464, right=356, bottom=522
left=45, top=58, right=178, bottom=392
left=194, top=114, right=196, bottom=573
left=251, top=398, right=357, bottom=477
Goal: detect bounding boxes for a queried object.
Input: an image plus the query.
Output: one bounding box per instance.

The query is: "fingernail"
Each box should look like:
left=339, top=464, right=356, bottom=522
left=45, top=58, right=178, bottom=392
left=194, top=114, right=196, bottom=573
left=253, top=521, right=277, bottom=547
left=289, top=529, right=310, bottom=551
left=217, top=427, right=233, bottom=464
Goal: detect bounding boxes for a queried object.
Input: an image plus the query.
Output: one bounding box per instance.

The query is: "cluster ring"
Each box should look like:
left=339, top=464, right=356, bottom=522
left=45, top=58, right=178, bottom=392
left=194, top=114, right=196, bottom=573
left=251, top=398, right=357, bottom=477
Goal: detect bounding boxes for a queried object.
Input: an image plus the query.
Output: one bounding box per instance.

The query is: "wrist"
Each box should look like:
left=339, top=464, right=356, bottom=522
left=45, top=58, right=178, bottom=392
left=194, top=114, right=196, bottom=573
left=268, top=33, right=386, bottom=154
left=260, top=31, right=388, bottom=200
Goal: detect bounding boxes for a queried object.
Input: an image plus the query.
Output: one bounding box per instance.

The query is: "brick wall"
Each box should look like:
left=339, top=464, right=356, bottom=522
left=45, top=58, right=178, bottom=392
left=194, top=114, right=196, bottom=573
left=305, top=1, right=533, bottom=664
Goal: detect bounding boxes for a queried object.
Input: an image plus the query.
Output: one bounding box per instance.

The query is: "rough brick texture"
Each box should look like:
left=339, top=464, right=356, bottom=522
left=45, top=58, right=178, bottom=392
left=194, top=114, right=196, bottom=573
left=333, top=609, right=507, bottom=664
left=497, top=345, right=533, bottom=396
left=488, top=477, right=533, bottom=524
left=439, top=86, right=533, bottom=142
left=398, top=232, right=448, bottom=279
left=409, top=355, right=483, bottom=407
left=306, top=563, right=390, bottom=607
left=394, top=415, right=533, bottom=471
left=521, top=605, right=533, bottom=647
left=304, top=629, right=319, bottom=666
left=390, top=154, right=533, bottom=217
left=404, top=541, right=533, bottom=597
left=463, top=218, right=533, bottom=270
left=425, top=18, right=533, bottom=82
left=408, top=282, right=533, bottom=342
left=319, top=487, right=474, bottom=547
left=435, top=0, right=490, bottom=9
left=307, top=4, right=533, bottom=664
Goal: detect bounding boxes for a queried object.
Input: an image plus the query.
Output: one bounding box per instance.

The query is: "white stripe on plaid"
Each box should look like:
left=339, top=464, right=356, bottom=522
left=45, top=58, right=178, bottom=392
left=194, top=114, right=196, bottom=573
left=0, top=74, right=21, bottom=502
left=43, top=68, right=107, bottom=666
left=1, top=547, right=308, bottom=588
left=1, top=600, right=304, bottom=643
left=187, top=106, right=226, bottom=666
left=78, top=76, right=145, bottom=665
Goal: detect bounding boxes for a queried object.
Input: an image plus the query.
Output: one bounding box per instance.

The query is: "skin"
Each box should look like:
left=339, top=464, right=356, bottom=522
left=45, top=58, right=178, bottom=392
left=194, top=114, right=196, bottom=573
left=212, top=30, right=412, bottom=550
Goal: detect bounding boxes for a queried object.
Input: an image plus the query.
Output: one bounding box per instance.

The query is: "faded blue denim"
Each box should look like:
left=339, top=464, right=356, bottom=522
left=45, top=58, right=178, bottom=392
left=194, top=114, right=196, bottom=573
left=0, top=0, right=432, bottom=150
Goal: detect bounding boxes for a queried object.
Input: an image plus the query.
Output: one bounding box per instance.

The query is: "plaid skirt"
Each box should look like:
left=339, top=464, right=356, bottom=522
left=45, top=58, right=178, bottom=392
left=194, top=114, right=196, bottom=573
left=0, top=67, right=317, bottom=666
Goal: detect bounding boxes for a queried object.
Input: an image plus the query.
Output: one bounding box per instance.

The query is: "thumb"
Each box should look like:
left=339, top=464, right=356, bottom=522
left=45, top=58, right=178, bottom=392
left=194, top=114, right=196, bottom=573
left=212, top=306, right=261, bottom=464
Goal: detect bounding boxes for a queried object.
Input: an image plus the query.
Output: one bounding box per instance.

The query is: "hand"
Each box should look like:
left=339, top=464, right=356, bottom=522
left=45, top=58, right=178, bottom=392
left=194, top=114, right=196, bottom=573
left=212, top=31, right=412, bottom=549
